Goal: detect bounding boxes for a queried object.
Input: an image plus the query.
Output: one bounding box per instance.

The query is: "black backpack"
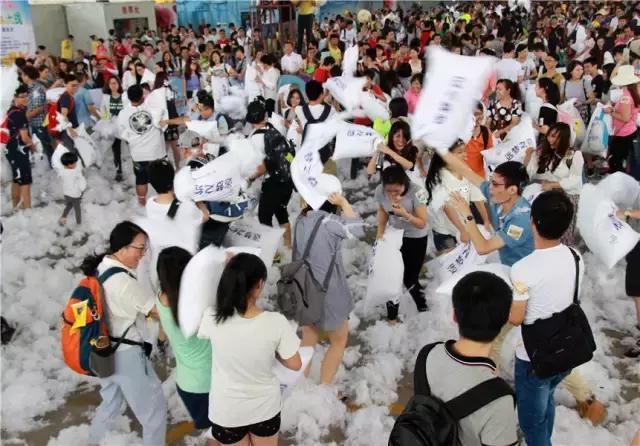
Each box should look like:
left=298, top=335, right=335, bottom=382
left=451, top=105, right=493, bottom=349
left=254, top=124, right=296, bottom=182
left=389, top=342, right=515, bottom=446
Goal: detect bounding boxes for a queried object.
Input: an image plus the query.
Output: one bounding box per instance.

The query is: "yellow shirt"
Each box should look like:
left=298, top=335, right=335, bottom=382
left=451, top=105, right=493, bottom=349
left=91, top=40, right=100, bottom=56
left=329, top=45, right=342, bottom=63
left=61, top=39, right=72, bottom=60
left=298, top=0, right=315, bottom=16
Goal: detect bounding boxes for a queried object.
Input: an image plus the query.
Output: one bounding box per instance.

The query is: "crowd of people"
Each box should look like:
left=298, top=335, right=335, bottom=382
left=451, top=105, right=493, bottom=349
left=4, top=1, right=640, bottom=445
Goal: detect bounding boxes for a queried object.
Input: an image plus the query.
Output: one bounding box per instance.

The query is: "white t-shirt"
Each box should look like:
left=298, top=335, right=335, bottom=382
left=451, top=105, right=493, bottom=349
left=511, top=244, right=584, bottom=361
left=97, top=256, right=155, bottom=345
left=117, top=104, right=166, bottom=162
left=494, top=58, right=522, bottom=83
left=145, top=196, right=204, bottom=225
left=294, top=103, right=336, bottom=129
left=197, top=308, right=300, bottom=427
left=58, top=166, right=87, bottom=198
left=260, top=66, right=280, bottom=101
left=280, top=52, right=304, bottom=74
left=429, top=169, right=485, bottom=236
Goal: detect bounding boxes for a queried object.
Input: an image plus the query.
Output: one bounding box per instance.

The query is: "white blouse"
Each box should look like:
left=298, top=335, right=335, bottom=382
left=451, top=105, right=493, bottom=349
left=526, top=150, right=584, bottom=195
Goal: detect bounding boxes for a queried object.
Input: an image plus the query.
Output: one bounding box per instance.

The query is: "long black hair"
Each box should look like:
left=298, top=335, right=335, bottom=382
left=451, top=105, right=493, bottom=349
left=424, top=139, right=464, bottom=203
left=157, top=246, right=192, bottom=326
left=537, top=122, right=571, bottom=174
left=215, top=253, right=267, bottom=324
left=80, top=221, right=147, bottom=276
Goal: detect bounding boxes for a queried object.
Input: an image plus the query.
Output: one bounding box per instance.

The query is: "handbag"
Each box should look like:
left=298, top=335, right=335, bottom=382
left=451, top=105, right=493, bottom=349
left=521, top=247, right=596, bottom=378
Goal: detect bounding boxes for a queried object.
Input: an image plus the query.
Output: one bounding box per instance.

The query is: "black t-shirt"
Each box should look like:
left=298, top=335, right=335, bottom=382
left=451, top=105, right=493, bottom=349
left=58, top=92, right=78, bottom=128
left=6, top=106, right=28, bottom=156
left=590, top=74, right=605, bottom=100
left=109, top=95, right=123, bottom=117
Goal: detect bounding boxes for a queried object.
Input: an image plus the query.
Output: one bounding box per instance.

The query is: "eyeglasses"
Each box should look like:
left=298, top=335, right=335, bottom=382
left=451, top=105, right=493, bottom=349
left=16, top=94, right=28, bottom=99
left=128, top=244, right=148, bottom=254
left=490, top=180, right=506, bottom=188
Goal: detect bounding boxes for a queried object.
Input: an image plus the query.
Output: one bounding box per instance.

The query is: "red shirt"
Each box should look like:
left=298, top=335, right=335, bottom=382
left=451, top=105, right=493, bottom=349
left=419, top=31, right=431, bottom=49
left=313, top=67, right=330, bottom=84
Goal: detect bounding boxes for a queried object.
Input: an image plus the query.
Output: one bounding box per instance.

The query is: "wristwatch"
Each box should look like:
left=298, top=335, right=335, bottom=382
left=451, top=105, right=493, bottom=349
left=464, top=215, right=474, bottom=223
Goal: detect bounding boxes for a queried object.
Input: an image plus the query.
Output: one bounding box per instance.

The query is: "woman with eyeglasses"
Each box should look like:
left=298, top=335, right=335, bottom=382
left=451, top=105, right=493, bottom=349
left=375, top=165, right=429, bottom=321
left=83, top=221, right=167, bottom=446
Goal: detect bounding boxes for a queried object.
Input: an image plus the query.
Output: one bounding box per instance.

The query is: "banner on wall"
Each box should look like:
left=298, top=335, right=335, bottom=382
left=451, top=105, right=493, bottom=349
left=169, top=74, right=187, bottom=115
left=0, top=0, right=36, bottom=65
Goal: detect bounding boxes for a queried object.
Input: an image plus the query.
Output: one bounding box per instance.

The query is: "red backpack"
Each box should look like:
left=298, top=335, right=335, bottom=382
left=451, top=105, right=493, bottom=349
left=47, top=93, right=75, bottom=138
left=0, top=109, right=19, bottom=146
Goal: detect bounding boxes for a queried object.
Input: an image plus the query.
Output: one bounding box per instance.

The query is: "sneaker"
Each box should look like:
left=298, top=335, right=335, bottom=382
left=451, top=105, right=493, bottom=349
left=410, top=288, right=428, bottom=312
left=576, top=397, right=607, bottom=425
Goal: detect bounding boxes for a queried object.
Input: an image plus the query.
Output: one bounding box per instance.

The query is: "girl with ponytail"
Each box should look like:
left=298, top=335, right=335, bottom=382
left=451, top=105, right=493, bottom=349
left=156, top=247, right=213, bottom=441
left=197, top=253, right=301, bottom=446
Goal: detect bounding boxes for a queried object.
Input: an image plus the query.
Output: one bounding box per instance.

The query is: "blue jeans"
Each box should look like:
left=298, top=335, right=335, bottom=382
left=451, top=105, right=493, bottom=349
left=515, top=357, right=570, bottom=446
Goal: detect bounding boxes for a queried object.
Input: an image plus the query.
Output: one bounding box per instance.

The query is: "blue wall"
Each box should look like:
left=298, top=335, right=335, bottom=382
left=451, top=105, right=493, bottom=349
left=176, top=0, right=385, bottom=30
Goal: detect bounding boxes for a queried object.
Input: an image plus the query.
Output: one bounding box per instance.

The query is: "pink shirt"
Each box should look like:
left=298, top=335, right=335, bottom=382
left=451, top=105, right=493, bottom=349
left=405, top=88, right=420, bottom=114
left=613, top=88, right=640, bottom=137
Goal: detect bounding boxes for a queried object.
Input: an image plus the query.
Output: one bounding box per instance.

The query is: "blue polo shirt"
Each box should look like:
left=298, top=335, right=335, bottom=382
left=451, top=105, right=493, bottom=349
left=480, top=181, right=534, bottom=266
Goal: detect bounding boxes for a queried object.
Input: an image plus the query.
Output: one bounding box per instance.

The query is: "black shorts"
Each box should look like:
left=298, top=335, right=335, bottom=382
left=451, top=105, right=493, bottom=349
left=164, top=125, right=179, bottom=142
left=176, top=386, right=210, bottom=430
left=210, top=412, right=280, bottom=444
left=626, top=241, right=640, bottom=296
left=6, top=152, right=32, bottom=185
left=133, top=160, right=152, bottom=185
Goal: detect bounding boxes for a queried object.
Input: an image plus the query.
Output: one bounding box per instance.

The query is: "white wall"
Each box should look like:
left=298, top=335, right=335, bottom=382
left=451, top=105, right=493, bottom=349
left=31, top=4, right=69, bottom=57
left=64, top=3, right=108, bottom=55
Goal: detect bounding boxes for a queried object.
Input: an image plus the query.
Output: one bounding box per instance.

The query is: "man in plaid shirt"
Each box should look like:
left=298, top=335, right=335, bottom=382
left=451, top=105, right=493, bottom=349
left=21, top=65, right=53, bottom=165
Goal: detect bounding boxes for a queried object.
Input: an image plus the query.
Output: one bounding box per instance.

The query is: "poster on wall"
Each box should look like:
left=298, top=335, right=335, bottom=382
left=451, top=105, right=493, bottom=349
left=0, top=0, right=36, bottom=65
left=155, top=1, right=178, bottom=29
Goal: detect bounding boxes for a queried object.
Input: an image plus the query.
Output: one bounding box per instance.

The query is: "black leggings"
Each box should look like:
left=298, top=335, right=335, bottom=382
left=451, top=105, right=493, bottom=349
left=296, top=13, right=315, bottom=53
left=401, top=235, right=429, bottom=294
left=258, top=179, right=293, bottom=227
left=608, top=132, right=637, bottom=173
left=211, top=412, right=280, bottom=444
left=112, top=138, right=122, bottom=172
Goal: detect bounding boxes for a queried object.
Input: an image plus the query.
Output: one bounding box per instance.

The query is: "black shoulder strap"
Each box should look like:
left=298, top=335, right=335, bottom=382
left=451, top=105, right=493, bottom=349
left=301, top=104, right=315, bottom=123
left=568, top=247, right=580, bottom=304
left=302, top=215, right=325, bottom=260
left=167, top=198, right=181, bottom=219
left=318, top=103, right=331, bottom=121
left=413, top=342, right=443, bottom=397
left=98, top=266, right=132, bottom=283
left=445, top=377, right=515, bottom=420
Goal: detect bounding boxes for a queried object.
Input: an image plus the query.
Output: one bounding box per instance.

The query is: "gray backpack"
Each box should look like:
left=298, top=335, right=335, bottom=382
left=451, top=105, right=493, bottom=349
left=277, top=215, right=337, bottom=326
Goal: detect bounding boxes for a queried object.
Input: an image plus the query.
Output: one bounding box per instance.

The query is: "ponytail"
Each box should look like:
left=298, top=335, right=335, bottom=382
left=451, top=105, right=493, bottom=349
left=81, top=253, right=106, bottom=276
left=215, top=253, right=267, bottom=324
left=157, top=246, right=192, bottom=326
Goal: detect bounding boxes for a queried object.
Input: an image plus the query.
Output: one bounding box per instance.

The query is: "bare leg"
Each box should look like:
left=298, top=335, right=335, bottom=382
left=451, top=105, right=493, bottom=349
left=136, top=185, right=148, bottom=206
left=11, top=183, right=20, bottom=208
left=248, top=433, right=278, bottom=446
left=301, top=325, right=319, bottom=377
left=169, top=140, right=180, bottom=167
left=214, top=435, right=250, bottom=446
left=634, top=297, right=640, bottom=327
left=281, top=223, right=292, bottom=249
left=19, top=185, right=31, bottom=209
left=320, top=321, right=349, bottom=385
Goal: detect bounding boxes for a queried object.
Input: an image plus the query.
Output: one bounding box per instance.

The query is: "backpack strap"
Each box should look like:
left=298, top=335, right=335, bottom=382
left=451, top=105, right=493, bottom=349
left=318, top=103, right=331, bottom=121
left=167, top=198, right=181, bottom=219
left=413, top=342, right=443, bottom=397
left=445, top=377, right=515, bottom=420
left=568, top=247, right=580, bottom=305
left=301, top=104, right=315, bottom=123
left=97, top=266, right=132, bottom=283
left=301, top=214, right=325, bottom=260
